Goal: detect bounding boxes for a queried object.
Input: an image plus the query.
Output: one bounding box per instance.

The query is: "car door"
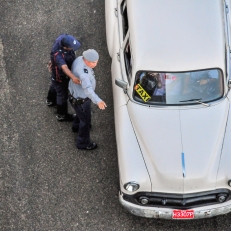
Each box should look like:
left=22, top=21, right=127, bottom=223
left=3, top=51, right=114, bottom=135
left=223, top=1, right=231, bottom=97
left=111, top=0, right=131, bottom=110
left=105, top=0, right=117, bottom=57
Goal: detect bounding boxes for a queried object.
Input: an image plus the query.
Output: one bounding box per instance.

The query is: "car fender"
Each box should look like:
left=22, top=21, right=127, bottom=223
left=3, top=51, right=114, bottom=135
left=115, top=104, right=151, bottom=194
left=216, top=93, right=231, bottom=188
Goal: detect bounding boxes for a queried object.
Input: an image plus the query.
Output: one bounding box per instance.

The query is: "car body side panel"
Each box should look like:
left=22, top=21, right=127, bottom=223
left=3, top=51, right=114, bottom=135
left=127, top=102, right=184, bottom=193
left=217, top=92, right=231, bottom=188
left=108, top=3, right=129, bottom=109
left=105, top=0, right=117, bottom=12
left=227, top=0, right=231, bottom=31
left=180, top=99, right=229, bottom=193
left=105, top=6, right=117, bottom=57
left=115, top=105, right=151, bottom=194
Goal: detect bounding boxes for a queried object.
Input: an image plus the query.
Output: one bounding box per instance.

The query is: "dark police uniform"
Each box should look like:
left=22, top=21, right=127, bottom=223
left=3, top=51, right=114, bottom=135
left=46, top=34, right=80, bottom=120
left=68, top=56, right=102, bottom=149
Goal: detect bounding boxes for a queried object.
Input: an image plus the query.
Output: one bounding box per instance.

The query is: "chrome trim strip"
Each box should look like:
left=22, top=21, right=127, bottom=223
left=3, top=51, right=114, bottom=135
left=119, top=192, right=231, bottom=219
left=181, top=152, right=186, bottom=178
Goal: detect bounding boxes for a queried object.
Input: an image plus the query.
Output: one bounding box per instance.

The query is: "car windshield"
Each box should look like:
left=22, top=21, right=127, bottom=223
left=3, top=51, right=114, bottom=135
left=133, top=69, right=224, bottom=105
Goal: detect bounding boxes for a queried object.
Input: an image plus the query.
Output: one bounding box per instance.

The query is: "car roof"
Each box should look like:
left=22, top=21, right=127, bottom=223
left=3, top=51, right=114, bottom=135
left=127, top=0, right=226, bottom=73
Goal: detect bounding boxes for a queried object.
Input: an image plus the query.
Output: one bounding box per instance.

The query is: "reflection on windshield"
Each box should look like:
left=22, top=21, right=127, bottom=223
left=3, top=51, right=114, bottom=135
left=133, top=69, right=223, bottom=105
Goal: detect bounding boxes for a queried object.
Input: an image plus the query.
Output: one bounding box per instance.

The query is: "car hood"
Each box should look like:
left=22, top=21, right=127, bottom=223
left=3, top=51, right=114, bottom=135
left=127, top=99, right=229, bottom=194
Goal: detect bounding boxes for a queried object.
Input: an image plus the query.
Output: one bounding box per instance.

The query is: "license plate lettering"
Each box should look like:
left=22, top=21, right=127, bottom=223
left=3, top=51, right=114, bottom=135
left=172, top=210, right=194, bottom=219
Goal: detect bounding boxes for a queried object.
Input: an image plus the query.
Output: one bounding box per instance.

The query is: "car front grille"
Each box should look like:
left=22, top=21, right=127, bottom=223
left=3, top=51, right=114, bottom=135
left=123, top=189, right=231, bottom=209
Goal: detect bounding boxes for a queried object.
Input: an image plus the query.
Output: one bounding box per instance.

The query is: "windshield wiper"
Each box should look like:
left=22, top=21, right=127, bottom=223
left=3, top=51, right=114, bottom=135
left=180, top=98, right=210, bottom=107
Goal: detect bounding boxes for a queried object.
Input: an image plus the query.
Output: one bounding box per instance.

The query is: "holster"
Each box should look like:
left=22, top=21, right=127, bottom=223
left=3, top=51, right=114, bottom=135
left=69, top=93, right=89, bottom=106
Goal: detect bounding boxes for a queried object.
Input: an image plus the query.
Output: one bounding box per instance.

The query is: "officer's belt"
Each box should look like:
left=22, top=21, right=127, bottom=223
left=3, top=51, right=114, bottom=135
left=68, top=91, right=89, bottom=105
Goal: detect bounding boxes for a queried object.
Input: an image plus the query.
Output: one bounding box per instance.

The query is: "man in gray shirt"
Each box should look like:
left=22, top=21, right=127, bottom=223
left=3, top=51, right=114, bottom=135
left=68, top=49, right=107, bottom=150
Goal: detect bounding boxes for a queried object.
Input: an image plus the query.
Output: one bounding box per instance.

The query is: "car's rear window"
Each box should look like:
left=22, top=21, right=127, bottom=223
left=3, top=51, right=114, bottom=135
left=133, top=69, right=224, bottom=105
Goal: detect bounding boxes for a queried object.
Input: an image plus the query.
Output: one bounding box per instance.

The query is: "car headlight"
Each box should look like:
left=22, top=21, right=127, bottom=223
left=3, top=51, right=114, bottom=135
left=124, top=182, right=140, bottom=192
left=228, top=180, right=231, bottom=187
left=216, top=193, right=228, bottom=203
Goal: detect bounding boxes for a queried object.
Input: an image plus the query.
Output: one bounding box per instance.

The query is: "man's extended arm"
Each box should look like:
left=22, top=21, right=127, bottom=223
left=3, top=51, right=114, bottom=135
left=61, top=64, right=81, bottom=84
left=81, top=75, right=107, bottom=110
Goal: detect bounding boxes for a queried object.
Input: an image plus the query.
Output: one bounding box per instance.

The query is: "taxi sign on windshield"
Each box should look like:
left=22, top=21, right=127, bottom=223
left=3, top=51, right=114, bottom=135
left=134, top=84, right=151, bottom=102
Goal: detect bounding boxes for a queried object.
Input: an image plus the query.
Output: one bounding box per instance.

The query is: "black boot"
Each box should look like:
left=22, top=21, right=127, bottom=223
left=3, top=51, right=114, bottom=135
left=56, top=103, right=76, bottom=122
left=46, top=90, right=57, bottom=106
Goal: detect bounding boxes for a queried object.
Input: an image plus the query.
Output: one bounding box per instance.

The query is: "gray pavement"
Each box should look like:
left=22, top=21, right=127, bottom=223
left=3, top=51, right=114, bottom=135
left=0, top=0, right=231, bottom=230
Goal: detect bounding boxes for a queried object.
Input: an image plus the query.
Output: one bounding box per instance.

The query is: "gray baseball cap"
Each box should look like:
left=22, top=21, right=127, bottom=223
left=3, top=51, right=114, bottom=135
left=83, top=49, right=99, bottom=62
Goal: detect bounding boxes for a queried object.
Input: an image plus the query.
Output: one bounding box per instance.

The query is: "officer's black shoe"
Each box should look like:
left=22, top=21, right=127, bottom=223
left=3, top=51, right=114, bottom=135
left=46, top=99, right=56, bottom=107
left=56, top=113, right=76, bottom=122
left=65, top=113, right=76, bottom=121
left=47, top=90, right=57, bottom=106
left=78, top=142, right=97, bottom=150
left=72, top=126, right=79, bottom=133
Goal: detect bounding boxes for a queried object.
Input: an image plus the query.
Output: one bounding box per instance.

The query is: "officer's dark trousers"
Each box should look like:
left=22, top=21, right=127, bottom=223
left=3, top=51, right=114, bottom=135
left=48, top=78, right=69, bottom=104
left=72, top=99, right=91, bottom=148
left=47, top=78, right=70, bottom=115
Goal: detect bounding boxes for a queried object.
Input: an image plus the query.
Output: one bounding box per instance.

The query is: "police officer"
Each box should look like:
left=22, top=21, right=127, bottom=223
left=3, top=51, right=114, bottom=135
left=68, top=49, right=107, bottom=150
left=46, top=34, right=81, bottom=121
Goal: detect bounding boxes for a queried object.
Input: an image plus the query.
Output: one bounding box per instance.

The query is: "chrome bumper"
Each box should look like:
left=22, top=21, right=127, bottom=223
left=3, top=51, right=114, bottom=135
left=119, top=192, right=231, bottom=219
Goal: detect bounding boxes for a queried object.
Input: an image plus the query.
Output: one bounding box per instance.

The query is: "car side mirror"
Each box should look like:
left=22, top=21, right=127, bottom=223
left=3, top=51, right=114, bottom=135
left=228, top=79, right=231, bottom=89
left=115, top=79, right=128, bottom=94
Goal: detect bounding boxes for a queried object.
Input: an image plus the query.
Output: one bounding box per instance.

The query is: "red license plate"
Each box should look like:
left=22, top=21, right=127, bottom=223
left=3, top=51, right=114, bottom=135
left=172, top=210, right=194, bottom=219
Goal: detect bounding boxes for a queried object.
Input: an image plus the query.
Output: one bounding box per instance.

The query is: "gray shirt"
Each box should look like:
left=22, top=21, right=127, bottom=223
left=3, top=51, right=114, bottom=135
left=68, top=56, right=102, bottom=105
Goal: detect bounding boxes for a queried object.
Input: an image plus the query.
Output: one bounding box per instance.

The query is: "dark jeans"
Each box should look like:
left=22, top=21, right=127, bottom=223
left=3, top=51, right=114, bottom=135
left=47, top=78, right=69, bottom=105
left=71, top=99, right=91, bottom=148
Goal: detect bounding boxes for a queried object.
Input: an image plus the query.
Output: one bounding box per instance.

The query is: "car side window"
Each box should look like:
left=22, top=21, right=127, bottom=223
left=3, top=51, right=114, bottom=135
left=124, top=41, right=132, bottom=83
left=121, top=0, right=129, bottom=39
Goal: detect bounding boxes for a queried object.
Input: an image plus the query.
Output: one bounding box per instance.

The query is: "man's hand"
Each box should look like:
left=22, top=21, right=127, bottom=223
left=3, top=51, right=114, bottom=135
left=47, top=60, right=52, bottom=73
left=97, top=101, right=107, bottom=110
left=61, top=64, right=81, bottom=84
left=72, top=77, right=81, bottom=84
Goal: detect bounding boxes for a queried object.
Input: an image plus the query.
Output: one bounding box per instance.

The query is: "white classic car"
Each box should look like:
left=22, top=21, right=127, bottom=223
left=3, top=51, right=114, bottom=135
left=105, top=0, right=231, bottom=219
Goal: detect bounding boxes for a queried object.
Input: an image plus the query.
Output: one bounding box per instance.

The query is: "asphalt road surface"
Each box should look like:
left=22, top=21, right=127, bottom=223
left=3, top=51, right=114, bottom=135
left=1, top=0, right=231, bottom=230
